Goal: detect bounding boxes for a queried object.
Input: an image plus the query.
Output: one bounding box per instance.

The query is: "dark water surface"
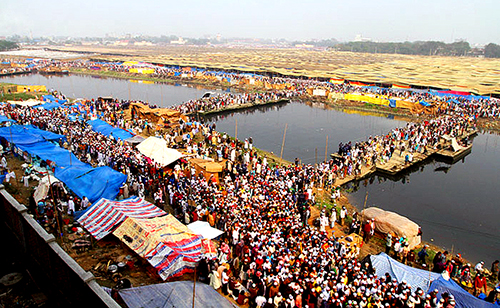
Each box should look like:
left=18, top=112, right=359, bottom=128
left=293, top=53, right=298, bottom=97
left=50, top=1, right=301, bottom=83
left=0, top=73, right=225, bottom=106
left=3, top=74, right=499, bottom=264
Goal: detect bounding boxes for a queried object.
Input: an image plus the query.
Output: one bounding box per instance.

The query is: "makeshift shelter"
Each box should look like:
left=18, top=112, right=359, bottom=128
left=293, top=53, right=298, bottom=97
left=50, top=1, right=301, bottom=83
left=118, top=281, right=237, bottom=308
left=429, top=275, right=497, bottom=308
left=77, top=197, right=166, bottom=240
left=124, top=135, right=145, bottom=144
left=7, top=99, right=41, bottom=107
left=137, top=136, right=184, bottom=166
left=55, top=166, right=127, bottom=203
left=0, top=115, right=15, bottom=123
left=371, top=252, right=440, bottom=293
left=33, top=175, right=61, bottom=203
left=113, top=215, right=203, bottom=279
left=187, top=221, right=223, bottom=240
left=130, top=103, right=187, bottom=126
left=189, top=158, right=223, bottom=183
left=87, top=119, right=133, bottom=141
left=371, top=253, right=497, bottom=308
left=361, top=207, right=421, bottom=249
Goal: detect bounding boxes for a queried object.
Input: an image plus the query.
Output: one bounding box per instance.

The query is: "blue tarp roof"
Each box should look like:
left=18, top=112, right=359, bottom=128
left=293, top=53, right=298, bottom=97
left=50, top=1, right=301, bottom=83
left=0, top=115, right=15, bottom=123
left=429, top=276, right=497, bottom=308
left=0, top=125, right=65, bottom=145
left=87, top=119, right=133, bottom=140
left=0, top=125, right=125, bottom=203
left=118, top=281, right=237, bottom=308
left=55, top=166, right=127, bottom=203
left=371, top=252, right=441, bottom=293
left=37, top=102, right=63, bottom=110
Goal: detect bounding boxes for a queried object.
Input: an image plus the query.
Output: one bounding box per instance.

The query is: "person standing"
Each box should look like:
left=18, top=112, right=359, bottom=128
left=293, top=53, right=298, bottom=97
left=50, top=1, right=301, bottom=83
left=340, top=206, right=347, bottom=226
left=385, top=233, right=393, bottom=254
left=330, top=208, right=336, bottom=229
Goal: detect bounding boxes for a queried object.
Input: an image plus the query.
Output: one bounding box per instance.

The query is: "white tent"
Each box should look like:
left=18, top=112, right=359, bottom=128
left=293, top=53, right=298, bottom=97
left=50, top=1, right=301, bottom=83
left=33, top=175, right=61, bottom=203
left=136, top=136, right=184, bottom=166
left=8, top=99, right=42, bottom=107
left=187, top=221, right=224, bottom=240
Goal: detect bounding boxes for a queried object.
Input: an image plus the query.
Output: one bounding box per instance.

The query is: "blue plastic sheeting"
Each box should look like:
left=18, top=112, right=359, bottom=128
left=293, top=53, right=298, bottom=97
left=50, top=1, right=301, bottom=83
left=18, top=142, right=86, bottom=169
left=371, top=253, right=441, bottom=293
left=419, top=100, right=432, bottom=107
left=0, top=115, right=15, bottom=123
left=119, top=281, right=237, bottom=308
left=0, top=125, right=65, bottom=145
left=389, top=99, right=397, bottom=108
left=87, top=119, right=133, bottom=140
left=55, top=166, right=127, bottom=203
left=429, top=276, right=497, bottom=308
left=42, top=95, right=68, bottom=105
left=37, top=102, right=63, bottom=110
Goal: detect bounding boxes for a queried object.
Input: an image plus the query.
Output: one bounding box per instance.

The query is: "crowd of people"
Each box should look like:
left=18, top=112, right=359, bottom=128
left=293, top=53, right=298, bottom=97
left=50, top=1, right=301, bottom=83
left=0, top=75, right=498, bottom=306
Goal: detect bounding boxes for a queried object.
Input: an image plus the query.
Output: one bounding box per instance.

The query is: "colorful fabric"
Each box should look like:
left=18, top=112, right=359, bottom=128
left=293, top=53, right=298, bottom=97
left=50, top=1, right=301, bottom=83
left=77, top=197, right=166, bottom=240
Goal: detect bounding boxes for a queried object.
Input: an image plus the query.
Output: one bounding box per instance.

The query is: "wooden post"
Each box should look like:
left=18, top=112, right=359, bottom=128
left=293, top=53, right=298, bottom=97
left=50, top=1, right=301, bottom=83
left=192, top=266, right=196, bottom=308
left=324, top=135, right=329, bottom=162
left=280, top=123, right=288, bottom=161
left=235, top=119, right=238, bottom=140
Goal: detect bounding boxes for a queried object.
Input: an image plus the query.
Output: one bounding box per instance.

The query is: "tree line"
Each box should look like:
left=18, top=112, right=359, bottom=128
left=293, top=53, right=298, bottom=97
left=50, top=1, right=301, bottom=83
left=0, top=40, right=18, bottom=51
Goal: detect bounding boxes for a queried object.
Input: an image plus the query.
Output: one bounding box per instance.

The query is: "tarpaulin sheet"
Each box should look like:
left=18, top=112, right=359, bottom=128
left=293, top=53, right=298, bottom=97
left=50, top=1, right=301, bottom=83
left=119, top=281, right=237, bottom=308
left=87, top=119, right=133, bottom=141
left=36, top=102, right=62, bottom=110
left=0, top=125, right=65, bottom=145
left=113, top=215, right=203, bottom=280
left=55, top=165, right=127, bottom=203
left=429, top=275, right=497, bottom=308
left=370, top=253, right=440, bottom=293
left=0, top=115, right=15, bottom=123
left=19, top=142, right=86, bottom=169
left=77, top=197, right=166, bottom=240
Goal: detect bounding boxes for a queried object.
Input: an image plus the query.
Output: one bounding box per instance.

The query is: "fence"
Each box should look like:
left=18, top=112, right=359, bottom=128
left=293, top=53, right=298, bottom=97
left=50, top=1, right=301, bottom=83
left=0, top=184, right=120, bottom=307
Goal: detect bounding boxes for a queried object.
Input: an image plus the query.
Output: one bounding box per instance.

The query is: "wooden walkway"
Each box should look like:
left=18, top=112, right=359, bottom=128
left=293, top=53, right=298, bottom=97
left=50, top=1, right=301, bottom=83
left=187, top=99, right=289, bottom=116
left=331, top=128, right=478, bottom=186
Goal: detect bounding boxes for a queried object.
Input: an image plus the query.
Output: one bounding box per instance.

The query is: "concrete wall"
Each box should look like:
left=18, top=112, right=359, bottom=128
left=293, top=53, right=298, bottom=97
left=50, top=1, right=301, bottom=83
left=0, top=185, right=121, bottom=307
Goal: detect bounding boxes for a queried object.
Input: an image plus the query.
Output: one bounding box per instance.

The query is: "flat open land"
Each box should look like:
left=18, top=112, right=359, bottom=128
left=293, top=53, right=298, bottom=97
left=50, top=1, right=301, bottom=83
left=47, top=45, right=500, bottom=95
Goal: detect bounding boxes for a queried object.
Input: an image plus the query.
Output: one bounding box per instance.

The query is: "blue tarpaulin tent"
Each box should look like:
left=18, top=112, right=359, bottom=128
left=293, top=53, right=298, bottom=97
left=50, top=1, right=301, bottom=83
left=0, top=115, right=15, bottom=123
left=87, top=119, right=133, bottom=140
left=118, top=281, right=236, bottom=308
left=371, top=253, right=498, bottom=308
left=55, top=166, right=127, bottom=203
left=0, top=125, right=125, bottom=203
left=371, top=253, right=441, bottom=293
left=429, top=276, right=497, bottom=308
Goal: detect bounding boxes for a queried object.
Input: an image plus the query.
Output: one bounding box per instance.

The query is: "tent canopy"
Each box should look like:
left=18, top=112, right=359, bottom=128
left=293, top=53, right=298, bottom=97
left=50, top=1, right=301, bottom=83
left=113, top=215, right=203, bottom=280
left=87, top=119, right=134, bottom=141
left=55, top=166, right=127, bottom=203
left=371, top=252, right=441, bottom=293
left=137, top=136, right=184, bottom=166
left=187, top=221, right=224, bottom=240
left=362, top=207, right=421, bottom=249
left=77, top=197, right=166, bottom=240
left=429, top=275, right=497, bottom=308
left=118, top=281, right=237, bottom=308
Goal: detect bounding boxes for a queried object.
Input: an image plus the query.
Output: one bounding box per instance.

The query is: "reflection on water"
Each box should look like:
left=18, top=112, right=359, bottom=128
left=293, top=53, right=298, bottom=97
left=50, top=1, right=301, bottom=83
left=2, top=73, right=498, bottom=265
left=0, top=73, right=227, bottom=107
left=346, top=132, right=500, bottom=264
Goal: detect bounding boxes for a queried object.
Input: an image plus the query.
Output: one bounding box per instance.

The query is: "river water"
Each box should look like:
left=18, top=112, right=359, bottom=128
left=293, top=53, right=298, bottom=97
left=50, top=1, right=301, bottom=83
left=2, top=73, right=499, bottom=264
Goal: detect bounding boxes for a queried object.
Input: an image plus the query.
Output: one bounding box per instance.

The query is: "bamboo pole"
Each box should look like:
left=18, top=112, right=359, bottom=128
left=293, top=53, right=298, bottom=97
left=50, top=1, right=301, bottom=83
left=280, top=123, right=288, bottom=161
left=324, top=135, right=329, bottom=162
left=235, top=119, right=238, bottom=140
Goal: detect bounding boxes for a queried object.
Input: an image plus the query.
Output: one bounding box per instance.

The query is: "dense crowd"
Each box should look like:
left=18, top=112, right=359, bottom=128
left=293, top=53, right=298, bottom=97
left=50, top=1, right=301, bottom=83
left=0, top=82, right=498, bottom=306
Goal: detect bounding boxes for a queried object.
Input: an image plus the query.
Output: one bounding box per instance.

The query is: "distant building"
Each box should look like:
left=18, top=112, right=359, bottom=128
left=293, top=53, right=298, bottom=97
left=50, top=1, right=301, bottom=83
left=170, top=37, right=186, bottom=45
left=295, top=44, right=314, bottom=49
left=354, top=34, right=372, bottom=42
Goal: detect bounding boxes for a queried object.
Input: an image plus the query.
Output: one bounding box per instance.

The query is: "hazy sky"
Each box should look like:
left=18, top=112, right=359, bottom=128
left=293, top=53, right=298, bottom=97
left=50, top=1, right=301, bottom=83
left=1, top=0, right=499, bottom=44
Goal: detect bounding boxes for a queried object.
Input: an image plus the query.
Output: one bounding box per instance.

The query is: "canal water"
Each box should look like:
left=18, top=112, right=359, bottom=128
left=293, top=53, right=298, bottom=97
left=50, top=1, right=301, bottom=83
left=0, top=73, right=229, bottom=106
left=2, top=74, right=498, bottom=264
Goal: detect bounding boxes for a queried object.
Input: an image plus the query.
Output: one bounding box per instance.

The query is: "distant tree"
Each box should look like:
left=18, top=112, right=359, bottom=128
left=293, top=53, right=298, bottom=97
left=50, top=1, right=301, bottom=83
left=484, top=43, right=500, bottom=58
left=0, top=40, right=19, bottom=51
